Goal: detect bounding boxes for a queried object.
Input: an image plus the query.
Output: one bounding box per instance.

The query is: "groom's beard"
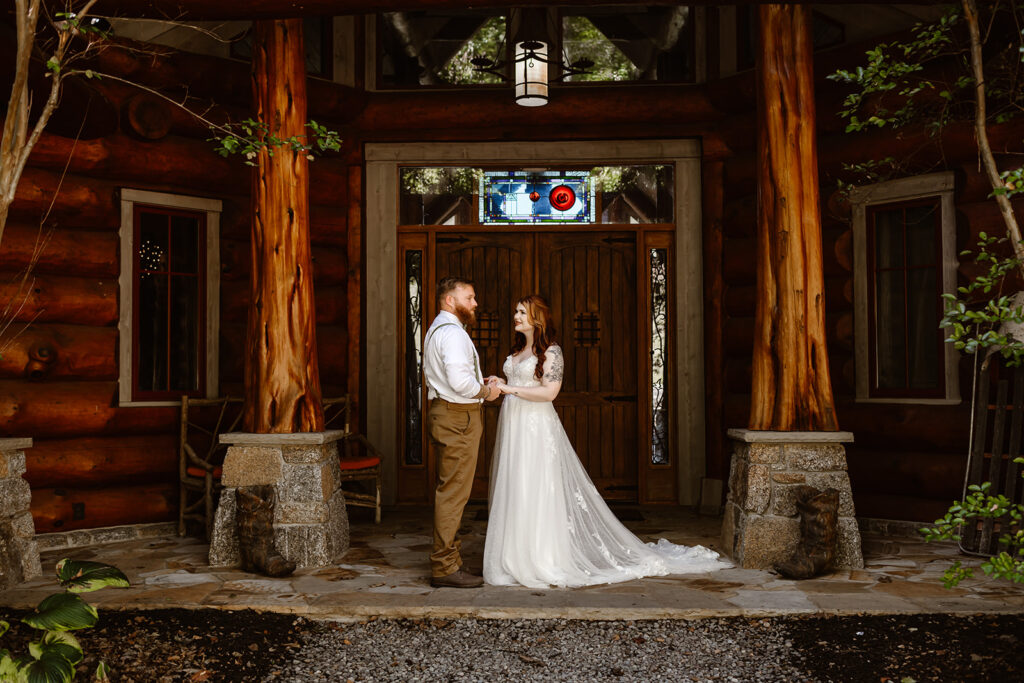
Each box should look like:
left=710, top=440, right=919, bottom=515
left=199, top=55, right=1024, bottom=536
left=454, top=303, right=476, bottom=326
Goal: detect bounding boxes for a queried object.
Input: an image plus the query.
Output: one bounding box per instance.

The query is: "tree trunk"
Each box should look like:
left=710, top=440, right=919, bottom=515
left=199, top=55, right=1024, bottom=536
left=749, top=5, right=838, bottom=431
left=243, top=19, right=324, bottom=433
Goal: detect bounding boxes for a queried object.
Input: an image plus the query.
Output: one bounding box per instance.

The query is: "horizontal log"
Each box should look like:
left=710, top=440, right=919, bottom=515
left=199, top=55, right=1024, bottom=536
left=0, top=223, right=118, bottom=278
left=834, top=312, right=854, bottom=350
left=10, top=167, right=120, bottom=227
left=0, top=381, right=178, bottom=438
left=851, top=493, right=956, bottom=523
left=722, top=193, right=756, bottom=238
left=27, top=132, right=349, bottom=207
left=0, top=273, right=117, bottom=326
left=31, top=482, right=176, bottom=533
left=835, top=398, right=971, bottom=452
left=834, top=229, right=853, bottom=272
left=88, top=38, right=367, bottom=123
left=0, top=324, right=117, bottom=381
left=846, top=448, right=966, bottom=500
left=25, top=434, right=178, bottom=488
left=356, top=85, right=720, bottom=133
left=723, top=316, right=754, bottom=356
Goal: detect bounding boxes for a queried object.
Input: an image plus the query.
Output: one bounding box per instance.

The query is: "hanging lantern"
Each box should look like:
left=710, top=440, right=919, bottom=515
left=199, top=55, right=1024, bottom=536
left=514, top=40, right=548, bottom=107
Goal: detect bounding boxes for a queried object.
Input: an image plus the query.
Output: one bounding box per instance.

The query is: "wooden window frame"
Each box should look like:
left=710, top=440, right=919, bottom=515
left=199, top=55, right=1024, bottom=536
left=850, top=172, right=960, bottom=405
left=119, top=189, right=222, bottom=407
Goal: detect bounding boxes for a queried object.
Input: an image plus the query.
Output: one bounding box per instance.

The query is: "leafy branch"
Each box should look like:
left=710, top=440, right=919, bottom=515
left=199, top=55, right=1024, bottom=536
left=208, top=118, right=342, bottom=166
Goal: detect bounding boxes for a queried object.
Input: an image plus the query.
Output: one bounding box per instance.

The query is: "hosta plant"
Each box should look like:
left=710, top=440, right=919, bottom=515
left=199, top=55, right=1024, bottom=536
left=0, top=560, right=128, bottom=682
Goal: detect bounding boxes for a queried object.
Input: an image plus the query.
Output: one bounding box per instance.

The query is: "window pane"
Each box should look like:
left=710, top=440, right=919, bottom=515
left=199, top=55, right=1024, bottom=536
left=873, top=209, right=904, bottom=269
left=137, top=272, right=168, bottom=392
left=562, top=7, right=694, bottom=82
left=906, top=268, right=939, bottom=389
left=595, top=165, right=673, bottom=224
left=139, top=211, right=168, bottom=272
left=874, top=269, right=907, bottom=389
left=400, top=167, right=481, bottom=225
left=905, top=203, right=938, bottom=267
left=481, top=170, right=596, bottom=224
left=170, top=215, right=201, bottom=274
left=168, top=275, right=201, bottom=392
left=650, top=248, right=669, bottom=465
left=380, top=11, right=506, bottom=87
left=404, top=250, right=423, bottom=466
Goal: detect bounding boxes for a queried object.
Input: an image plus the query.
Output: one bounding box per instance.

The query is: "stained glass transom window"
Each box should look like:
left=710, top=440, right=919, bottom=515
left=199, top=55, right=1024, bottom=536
left=480, top=170, right=595, bottom=224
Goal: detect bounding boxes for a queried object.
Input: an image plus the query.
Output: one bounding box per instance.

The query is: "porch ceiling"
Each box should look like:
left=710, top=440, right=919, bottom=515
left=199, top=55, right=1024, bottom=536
left=87, top=1, right=941, bottom=21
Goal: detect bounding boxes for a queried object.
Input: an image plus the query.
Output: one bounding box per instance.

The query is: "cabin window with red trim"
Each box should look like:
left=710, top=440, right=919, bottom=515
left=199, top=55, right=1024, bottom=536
left=866, top=198, right=943, bottom=398
left=132, top=206, right=207, bottom=401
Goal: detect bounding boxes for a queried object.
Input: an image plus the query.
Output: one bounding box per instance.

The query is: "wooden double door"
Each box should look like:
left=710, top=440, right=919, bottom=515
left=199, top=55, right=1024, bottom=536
left=405, top=230, right=644, bottom=503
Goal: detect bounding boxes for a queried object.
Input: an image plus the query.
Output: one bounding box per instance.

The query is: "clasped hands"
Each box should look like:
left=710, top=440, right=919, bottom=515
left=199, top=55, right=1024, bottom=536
left=484, top=375, right=514, bottom=400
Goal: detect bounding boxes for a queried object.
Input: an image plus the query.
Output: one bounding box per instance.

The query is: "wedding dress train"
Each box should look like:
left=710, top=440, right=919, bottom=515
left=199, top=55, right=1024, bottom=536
left=483, top=350, right=729, bottom=588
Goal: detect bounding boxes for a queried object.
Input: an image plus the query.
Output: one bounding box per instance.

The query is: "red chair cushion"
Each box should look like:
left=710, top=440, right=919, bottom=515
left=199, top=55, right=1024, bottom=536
left=338, top=455, right=381, bottom=471
left=186, top=465, right=222, bottom=478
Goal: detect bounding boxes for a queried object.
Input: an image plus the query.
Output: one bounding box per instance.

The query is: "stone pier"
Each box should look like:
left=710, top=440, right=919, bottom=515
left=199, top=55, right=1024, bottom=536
left=209, top=431, right=349, bottom=568
left=721, top=429, right=863, bottom=570
left=0, top=438, right=41, bottom=589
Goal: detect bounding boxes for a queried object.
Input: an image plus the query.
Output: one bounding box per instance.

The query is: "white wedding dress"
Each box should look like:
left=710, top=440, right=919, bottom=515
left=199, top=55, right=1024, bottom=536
left=483, top=348, right=729, bottom=588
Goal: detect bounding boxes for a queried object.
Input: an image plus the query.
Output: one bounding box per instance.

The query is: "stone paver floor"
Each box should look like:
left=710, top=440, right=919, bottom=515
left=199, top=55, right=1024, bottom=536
left=2, top=507, right=1022, bottom=620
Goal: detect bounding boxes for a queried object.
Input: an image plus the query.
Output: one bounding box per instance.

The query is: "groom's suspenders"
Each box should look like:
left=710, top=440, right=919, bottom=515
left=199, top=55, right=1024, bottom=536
left=423, top=322, right=480, bottom=397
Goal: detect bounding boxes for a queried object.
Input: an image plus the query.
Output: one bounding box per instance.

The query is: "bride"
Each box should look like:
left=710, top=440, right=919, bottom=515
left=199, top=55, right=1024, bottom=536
left=483, top=295, right=729, bottom=588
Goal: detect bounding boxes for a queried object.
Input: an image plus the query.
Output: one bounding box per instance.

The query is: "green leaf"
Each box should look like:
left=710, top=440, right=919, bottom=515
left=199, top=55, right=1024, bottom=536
left=95, top=660, right=111, bottom=680
left=36, top=632, right=83, bottom=666
left=56, top=560, right=129, bottom=593
left=20, top=647, right=75, bottom=683
left=22, top=593, right=98, bottom=631
left=0, top=620, right=8, bottom=638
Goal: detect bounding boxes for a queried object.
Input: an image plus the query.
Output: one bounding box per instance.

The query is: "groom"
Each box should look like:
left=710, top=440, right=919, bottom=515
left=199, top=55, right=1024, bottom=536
left=423, top=276, right=499, bottom=588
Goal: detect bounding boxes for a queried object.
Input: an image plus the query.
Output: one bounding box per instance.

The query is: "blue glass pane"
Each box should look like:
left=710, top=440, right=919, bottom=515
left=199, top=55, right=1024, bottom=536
left=480, top=170, right=595, bottom=224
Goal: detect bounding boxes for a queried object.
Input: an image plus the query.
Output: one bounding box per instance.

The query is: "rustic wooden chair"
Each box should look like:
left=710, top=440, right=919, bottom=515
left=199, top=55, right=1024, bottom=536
left=961, top=355, right=1024, bottom=556
left=325, top=395, right=383, bottom=524
left=178, top=395, right=243, bottom=540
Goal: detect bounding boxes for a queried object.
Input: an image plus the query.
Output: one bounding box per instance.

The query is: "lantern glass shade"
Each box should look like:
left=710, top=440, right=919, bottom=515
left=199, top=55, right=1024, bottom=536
left=515, top=41, right=548, bottom=107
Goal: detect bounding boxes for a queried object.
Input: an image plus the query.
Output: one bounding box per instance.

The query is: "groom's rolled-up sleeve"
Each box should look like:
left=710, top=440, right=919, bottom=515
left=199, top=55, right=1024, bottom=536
left=438, top=330, right=483, bottom=399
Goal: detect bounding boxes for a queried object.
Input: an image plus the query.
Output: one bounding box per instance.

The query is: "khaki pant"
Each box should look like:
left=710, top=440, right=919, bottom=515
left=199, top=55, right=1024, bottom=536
left=428, top=398, right=482, bottom=578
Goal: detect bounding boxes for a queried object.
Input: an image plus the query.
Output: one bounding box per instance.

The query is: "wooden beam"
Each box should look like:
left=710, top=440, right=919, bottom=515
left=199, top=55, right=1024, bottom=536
left=86, top=1, right=939, bottom=21
left=749, top=4, right=838, bottom=431
left=243, top=18, right=325, bottom=433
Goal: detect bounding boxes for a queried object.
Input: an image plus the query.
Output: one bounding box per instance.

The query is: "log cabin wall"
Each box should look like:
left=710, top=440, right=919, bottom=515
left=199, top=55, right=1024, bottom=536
left=0, top=38, right=357, bottom=533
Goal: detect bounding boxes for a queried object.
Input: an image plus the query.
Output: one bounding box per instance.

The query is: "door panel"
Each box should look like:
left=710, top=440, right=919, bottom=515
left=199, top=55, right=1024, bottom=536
left=434, top=233, right=535, bottom=499
left=538, top=232, right=638, bottom=501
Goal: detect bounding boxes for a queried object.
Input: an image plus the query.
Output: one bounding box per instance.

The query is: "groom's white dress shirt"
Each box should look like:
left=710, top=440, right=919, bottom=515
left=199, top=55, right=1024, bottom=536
left=423, top=310, right=485, bottom=404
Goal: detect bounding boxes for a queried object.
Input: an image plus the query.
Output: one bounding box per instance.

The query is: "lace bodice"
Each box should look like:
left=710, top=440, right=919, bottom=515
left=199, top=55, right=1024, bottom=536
left=503, top=353, right=542, bottom=388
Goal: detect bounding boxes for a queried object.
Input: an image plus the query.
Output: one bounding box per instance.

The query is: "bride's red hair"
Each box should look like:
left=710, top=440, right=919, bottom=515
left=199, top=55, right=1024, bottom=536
left=510, top=294, right=557, bottom=380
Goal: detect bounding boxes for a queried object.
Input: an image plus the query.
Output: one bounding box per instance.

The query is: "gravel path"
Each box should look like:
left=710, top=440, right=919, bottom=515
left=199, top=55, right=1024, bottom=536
left=1, top=609, right=1019, bottom=681
left=273, top=618, right=809, bottom=682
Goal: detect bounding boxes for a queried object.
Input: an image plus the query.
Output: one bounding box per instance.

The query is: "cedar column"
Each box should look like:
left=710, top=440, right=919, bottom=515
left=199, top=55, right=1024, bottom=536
left=244, top=19, right=324, bottom=433
left=749, top=5, right=837, bottom=431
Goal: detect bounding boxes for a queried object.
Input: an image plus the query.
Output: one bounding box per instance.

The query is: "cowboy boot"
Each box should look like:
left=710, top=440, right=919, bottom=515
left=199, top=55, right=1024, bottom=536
left=774, top=485, right=840, bottom=580
left=236, top=485, right=296, bottom=577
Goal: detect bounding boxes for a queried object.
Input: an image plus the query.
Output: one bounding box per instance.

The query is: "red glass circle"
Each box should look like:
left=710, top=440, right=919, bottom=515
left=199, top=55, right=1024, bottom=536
left=549, top=185, right=576, bottom=211
left=529, top=191, right=540, bottom=202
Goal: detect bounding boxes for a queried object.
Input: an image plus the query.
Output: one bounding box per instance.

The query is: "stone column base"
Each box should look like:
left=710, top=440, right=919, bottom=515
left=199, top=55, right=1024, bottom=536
left=1, top=438, right=41, bottom=589
left=209, top=431, right=350, bottom=569
left=721, top=429, right=864, bottom=570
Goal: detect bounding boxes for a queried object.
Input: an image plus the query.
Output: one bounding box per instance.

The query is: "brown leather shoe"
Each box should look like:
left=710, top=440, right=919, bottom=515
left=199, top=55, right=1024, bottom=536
left=430, top=569, right=484, bottom=588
